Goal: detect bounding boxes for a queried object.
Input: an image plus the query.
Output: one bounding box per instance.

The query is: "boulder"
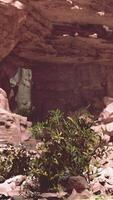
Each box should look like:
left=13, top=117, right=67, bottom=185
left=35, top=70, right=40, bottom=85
left=103, top=97, right=113, bottom=106
left=0, top=88, right=32, bottom=145
left=105, top=122, right=113, bottom=136
left=92, top=96, right=113, bottom=141
left=10, top=68, right=32, bottom=112
left=99, top=97, right=113, bottom=123
left=0, top=175, right=26, bottom=196
left=67, top=176, right=89, bottom=192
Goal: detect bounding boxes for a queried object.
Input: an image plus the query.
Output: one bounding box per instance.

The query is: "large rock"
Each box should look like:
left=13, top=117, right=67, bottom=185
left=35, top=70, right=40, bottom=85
left=0, top=88, right=32, bottom=145
left=67, top=176, right=89, bottom=192
left=92, top=97, right=113, bottom=141
left=0, top=175, right=26, bottom=196
left=0, top=0, right=25, bottom=61
left=99, top=97, right=113, bottom=123
left=10, top=68, right=32, bottom=111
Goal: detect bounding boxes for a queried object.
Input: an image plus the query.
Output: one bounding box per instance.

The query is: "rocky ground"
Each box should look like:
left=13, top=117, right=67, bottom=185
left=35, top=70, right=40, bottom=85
left=0, top=90, right=113, bottom=200
left=1, top=0, right=113, bottom=200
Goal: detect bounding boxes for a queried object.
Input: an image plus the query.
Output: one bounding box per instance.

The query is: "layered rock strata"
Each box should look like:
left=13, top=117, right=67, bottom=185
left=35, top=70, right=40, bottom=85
left=1, top=0, right=113, bottom=118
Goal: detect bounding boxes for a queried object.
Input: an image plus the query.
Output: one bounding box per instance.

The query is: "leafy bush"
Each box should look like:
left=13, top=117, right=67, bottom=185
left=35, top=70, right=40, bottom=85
left=0, top=145, right=30, bottom=178
left=31, top=109, right=103, bottom=190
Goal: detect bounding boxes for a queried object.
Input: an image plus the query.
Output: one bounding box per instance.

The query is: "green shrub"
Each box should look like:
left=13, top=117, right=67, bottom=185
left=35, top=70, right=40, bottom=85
left=0, top=145, right=30, bottom=178
left=31, top=109, right=103, bottom=190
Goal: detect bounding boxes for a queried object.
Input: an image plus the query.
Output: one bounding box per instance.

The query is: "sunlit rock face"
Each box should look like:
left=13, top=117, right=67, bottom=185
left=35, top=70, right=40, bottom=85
left=10, top=68, right=32, bottom=112
left=0, top=88, right=31, bottom=145
left=1, top=0, right=113, bottom=119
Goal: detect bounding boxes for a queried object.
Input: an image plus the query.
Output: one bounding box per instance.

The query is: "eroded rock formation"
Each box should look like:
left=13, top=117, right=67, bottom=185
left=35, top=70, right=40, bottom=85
left=0, top=88, right=31, bottom=145
left=10, top=68, right=32, bottom=112
left=1, top=0, right=113, bottom=119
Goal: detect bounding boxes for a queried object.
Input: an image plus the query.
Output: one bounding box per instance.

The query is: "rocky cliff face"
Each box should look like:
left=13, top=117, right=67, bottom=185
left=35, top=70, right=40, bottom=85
left=1, top=0, right=113, bottom=119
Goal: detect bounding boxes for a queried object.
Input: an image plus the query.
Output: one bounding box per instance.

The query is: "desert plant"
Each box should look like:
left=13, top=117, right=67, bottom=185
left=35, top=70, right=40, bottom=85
left=31, top=109, right=104, bottom=190
left=0, top=145, right=31, bottom=178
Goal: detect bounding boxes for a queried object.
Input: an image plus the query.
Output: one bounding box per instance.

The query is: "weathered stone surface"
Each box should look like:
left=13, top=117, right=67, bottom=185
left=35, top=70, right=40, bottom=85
left=67, top=176, right=89, bottom=192
left=90, top=167, right=113, bottom=196
left=92, top=97, right=113, bottom=142
left=0, top=88, right=10, bottom=111
left=0, top=175, right=26, bottom=196
left=1, top=0, right=113, bottom=118
left=10, top=68, right=32, bottom=112
left=0, top=88, right=32, bottom=145
left=0, top=0, right=25, bottom=61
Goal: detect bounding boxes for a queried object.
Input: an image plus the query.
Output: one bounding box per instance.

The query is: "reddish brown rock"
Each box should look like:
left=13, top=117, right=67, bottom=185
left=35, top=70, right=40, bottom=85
left=1, top=1, right=113, bottom=118
left=0, top=0, right=26, bottom=61
left=67, top=176, right=89, bottom=193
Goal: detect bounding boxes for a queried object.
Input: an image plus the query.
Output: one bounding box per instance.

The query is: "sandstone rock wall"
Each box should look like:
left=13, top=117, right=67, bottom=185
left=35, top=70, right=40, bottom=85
left=1, top=0, right=113, bottom=119
left=32, top=64, right=107, bottom=119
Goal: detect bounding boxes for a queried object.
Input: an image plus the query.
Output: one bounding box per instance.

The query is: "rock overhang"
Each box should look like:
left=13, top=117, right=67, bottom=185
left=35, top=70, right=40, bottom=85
left=1, top=0, right=113, bottom=118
